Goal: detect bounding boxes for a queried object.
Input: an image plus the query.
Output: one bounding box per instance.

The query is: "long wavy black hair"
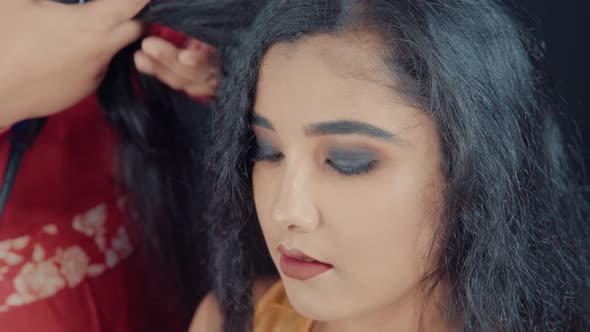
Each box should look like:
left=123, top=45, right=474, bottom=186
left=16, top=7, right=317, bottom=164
left=52, top=0, right=263, bottom=326
left=206, top=0, right=589, bottom=331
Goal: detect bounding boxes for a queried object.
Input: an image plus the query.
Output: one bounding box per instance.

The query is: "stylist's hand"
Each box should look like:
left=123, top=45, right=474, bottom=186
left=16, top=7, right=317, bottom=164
left=0, top=0, right=149, bottom=128
left=135, top=37, right=221, bottom=100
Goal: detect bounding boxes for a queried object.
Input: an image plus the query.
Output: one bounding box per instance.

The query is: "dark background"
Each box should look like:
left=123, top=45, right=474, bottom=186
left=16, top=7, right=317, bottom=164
left=517, top=1, right=590, bottom=172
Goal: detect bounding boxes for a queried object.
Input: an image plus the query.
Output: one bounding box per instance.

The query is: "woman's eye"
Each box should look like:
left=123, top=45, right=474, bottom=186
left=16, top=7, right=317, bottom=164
left=326, top=148, right=378, bottom=176
left=252, top=141, right=283, bottom=163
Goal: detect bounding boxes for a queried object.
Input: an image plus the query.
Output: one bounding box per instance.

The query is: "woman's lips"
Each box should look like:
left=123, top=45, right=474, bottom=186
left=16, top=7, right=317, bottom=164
left=278, top=245, right=333, bottom=281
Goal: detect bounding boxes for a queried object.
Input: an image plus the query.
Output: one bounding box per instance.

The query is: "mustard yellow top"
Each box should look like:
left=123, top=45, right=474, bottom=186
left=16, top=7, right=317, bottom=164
left=253, top=281, right=314, bottom=332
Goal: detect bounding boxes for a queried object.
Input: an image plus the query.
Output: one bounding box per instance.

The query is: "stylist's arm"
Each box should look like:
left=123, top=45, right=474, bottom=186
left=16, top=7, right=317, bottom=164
left=0, top=0, right=149, bottom=128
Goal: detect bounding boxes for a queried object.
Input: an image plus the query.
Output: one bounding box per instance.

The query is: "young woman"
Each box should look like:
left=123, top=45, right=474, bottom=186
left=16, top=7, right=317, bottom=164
left=193, top=0, right=589, bottom=331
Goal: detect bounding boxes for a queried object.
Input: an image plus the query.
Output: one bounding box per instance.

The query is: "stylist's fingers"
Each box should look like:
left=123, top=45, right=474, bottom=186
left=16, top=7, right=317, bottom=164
left=140, top=37, right=180, bottom=67
left=184, top=68, right=221, bottom=98
left=136, top=37, right=222, bottom=97
left=178, top=40, right=221, bottom=68
left=141, top=37, right=215, bottom=78
left=142, top=37, right=220, bottom=80
left=134, top=51, right=190, bottom=91
left=135, top=50, right=220, bottom=97
left=82, top=0, right=150, bottom=26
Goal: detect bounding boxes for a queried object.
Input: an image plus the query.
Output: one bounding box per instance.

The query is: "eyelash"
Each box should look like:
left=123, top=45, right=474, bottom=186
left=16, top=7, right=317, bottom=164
left=252, top=152, right=284, bottom=163
left=326, top=159, right=377, bottom=176
left=251, top=144, right=283, bottom=163
left=252, top=144, right=377, bottom=176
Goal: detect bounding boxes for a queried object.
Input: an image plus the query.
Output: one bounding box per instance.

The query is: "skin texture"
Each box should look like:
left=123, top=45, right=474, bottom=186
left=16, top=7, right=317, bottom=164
left=0, top=0, right=219, bottom=128
left=251, top=33, right=448, bottom=332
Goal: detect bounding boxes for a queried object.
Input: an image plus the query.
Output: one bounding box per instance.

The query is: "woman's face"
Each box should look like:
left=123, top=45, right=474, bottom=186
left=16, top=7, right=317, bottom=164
left=252, top=33, right=445, bottom=324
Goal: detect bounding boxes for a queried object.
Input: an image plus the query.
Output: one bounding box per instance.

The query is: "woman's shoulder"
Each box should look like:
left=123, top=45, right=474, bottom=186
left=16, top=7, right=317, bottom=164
left=188, top=276, right=279, bottom=332
left=252, top=275, right=280, bottom=305
left=188, top=291, right=223, bottom=332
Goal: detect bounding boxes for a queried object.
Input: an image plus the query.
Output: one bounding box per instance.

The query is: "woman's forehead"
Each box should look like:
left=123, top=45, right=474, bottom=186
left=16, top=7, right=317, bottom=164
left=260, top=33, right=391, bottom=84
left=255, top=34, right=420, bottom=120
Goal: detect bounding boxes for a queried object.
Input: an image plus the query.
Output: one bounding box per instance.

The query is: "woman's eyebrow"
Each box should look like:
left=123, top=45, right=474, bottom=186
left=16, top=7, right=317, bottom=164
left=251, top=114, right=400, bottom=143
left=305, top=120, right=399, bottom=142
left=251, top=113, right=274, bottom=130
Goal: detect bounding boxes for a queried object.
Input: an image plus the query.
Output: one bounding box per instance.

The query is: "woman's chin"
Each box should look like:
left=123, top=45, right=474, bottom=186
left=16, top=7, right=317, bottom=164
left=282, top=283, right=356, bottom=322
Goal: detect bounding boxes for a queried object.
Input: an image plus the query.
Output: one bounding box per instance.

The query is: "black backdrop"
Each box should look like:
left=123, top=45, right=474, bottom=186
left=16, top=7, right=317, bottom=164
left=518, top=1, right=590, bottom=173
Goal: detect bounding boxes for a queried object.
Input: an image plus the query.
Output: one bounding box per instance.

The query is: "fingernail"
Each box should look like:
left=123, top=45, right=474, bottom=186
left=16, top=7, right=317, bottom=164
left=184, top=39, right=203, bottom=50
left=187, top=39, right=217, bottom=53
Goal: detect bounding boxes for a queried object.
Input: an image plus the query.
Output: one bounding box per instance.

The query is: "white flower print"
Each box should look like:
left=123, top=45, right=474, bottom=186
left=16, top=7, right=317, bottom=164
left=59, top=247, right=89, bottom=288
left=0, top=266, right=8, bottom=281
left=72, top=204, right=107, bottom=237
left=105, top=250, right=119, bottom=268
left=87, top=264, right=106, bottom=277
left=0, top=237, right=29, bottom=266
left=95, top=234, right=106, bottom=252
left=0, top=203, right=136, bottom=313
left=112, top=227, right=133, bottom=259
left=11, top=261, right=65, bottom=304
left=0, top=241, right=9, bottom=259
left=32, top=245, right=45, bottom=262
left=11, top=236, right=31, bottom=250
left=42, top=224, right=58, bottom=235
left=3, top=252, right=23, bottom=266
